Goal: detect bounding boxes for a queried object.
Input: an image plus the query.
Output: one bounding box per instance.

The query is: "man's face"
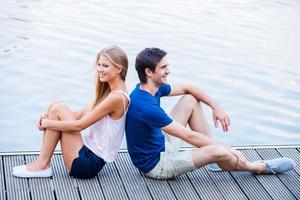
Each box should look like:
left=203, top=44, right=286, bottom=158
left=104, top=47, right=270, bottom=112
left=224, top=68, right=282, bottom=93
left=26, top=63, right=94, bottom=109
left=151, top=57, right=170, bottom=86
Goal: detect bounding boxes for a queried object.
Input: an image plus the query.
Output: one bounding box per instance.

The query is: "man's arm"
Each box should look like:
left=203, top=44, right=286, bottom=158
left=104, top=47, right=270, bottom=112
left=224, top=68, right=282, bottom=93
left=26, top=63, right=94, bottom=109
left=162, top=121, right=246, bottom=168
left=169, top=85, right=230, bottom=132
left=169, top=85, right=216, bottom=108
left=162, top=121, right=217, bottom=147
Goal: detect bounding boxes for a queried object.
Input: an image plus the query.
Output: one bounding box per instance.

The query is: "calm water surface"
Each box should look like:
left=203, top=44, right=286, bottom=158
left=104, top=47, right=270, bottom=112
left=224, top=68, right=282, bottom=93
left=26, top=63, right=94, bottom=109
left=0, top=0, right=299, bottom=151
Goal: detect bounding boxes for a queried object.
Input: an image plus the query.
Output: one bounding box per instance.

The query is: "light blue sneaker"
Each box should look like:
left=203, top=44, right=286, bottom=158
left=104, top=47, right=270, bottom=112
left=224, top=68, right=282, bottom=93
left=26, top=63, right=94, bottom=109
left=260, top=158, right=296, bottom=174
left=207, top=163, right=223, bottom=172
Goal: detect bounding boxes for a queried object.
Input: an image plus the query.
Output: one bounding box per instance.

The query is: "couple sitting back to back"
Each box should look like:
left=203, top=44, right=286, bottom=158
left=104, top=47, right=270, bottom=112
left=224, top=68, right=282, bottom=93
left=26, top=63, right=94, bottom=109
left=13, top=46, right=295, bottom=179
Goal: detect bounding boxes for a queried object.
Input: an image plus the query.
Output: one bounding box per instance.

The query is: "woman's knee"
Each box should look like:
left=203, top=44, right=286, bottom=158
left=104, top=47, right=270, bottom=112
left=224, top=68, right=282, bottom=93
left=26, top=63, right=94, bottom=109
left=49, top=101, right=68, bottom=116
left=48, top=100, right=64, bottom=112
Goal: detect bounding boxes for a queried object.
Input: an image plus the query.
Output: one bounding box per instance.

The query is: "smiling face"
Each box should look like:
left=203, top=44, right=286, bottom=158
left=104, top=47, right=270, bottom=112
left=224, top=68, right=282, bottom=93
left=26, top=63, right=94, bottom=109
left=96, top=55, right=122, bottom=83
left=150, top=57, right=170, bottom=86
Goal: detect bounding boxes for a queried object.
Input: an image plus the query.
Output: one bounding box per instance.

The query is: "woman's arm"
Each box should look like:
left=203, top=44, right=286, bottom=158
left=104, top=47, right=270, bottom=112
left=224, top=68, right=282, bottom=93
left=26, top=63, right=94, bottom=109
left=73, top=107, right=88, bottom=120
left=41, top=93, right=123, bottom=132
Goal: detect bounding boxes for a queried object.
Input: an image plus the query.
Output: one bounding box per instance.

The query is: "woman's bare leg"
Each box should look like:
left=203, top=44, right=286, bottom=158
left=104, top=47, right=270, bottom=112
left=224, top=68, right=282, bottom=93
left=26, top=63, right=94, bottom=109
left=26, top=101, right=64, bottom=171
left=27, top=101, right=83, bottom=171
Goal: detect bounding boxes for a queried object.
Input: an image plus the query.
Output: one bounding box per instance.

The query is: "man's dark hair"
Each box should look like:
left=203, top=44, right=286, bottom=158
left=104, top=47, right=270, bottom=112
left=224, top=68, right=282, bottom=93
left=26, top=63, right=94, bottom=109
left=135, top=48, right=167, bottom=83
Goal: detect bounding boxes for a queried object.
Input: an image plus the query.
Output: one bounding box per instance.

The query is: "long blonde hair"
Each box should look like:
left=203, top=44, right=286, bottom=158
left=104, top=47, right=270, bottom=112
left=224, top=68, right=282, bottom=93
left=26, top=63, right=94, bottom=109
left=92, top=46, right=128, bottom=109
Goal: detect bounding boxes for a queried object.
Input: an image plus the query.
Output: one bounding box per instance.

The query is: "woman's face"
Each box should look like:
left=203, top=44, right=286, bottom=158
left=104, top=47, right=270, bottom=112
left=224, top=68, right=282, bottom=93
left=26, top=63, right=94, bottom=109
left=97, top=55, right=122, bottom=82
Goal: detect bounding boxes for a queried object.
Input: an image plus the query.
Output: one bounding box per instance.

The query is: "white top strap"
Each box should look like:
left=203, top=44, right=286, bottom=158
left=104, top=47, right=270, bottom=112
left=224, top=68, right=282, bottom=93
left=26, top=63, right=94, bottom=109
left=111, top=90, right=130, bottom=114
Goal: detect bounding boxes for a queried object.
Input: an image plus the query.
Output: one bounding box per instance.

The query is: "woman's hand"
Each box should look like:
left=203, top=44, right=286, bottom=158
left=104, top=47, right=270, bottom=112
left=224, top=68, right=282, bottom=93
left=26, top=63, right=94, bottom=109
left=36, top=114, right=47, bottom=132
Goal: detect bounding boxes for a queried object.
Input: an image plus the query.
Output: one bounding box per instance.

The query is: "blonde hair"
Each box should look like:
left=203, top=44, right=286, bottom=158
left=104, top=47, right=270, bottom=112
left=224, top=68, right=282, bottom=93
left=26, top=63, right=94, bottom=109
left=92, top=45, right=128, bottom=109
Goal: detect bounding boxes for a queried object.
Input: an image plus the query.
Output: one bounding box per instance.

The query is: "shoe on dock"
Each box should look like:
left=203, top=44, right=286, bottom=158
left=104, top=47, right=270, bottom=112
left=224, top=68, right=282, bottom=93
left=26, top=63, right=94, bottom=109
left=12, top=165, right=52, bottom=178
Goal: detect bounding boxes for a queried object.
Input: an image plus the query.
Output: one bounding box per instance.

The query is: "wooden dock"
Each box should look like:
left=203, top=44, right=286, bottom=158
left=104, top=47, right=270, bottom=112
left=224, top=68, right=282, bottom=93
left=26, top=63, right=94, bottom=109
left=1, top=145, right=300, bottom=200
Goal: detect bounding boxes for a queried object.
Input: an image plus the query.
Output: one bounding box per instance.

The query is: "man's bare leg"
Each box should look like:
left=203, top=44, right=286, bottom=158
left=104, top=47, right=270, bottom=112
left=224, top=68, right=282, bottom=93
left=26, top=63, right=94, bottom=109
left=170, top=94, right=212, bottom=137
left=169, top=94, right=267, bottom=173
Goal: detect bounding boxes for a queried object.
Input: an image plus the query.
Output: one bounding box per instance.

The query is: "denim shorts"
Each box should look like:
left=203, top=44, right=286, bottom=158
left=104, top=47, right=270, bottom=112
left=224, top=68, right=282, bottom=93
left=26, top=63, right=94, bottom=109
left=69, top=145, right=105, bottom=179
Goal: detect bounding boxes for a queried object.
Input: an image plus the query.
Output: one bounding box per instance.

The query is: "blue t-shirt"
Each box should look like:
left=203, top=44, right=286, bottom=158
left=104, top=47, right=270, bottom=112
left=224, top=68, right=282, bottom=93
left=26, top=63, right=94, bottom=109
left=125, top=83, right=173, bottom=173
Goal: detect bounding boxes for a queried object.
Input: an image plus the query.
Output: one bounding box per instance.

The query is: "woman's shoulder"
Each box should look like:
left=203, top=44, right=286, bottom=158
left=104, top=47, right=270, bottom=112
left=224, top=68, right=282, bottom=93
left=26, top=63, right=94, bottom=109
left=109, top=90, right=129, bottom=100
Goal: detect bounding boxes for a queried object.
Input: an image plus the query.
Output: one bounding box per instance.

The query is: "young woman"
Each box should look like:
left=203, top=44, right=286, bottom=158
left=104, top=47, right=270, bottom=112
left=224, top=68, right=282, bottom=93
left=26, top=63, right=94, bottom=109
left=12, top=46, right=130, bottom=179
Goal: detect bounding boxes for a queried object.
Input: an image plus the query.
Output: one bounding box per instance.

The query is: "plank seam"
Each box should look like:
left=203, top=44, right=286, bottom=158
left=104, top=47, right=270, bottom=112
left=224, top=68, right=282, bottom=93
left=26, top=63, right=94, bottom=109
left=251, top=149, right=276, bottom=199
left=76, top=185, right=82, bottom=200
left=113, top=162, right=130, bottom=200
left=166, top=180, right=178, bottom=200
left=49, top=176, right=57, bottom=200
left=185, top=173, right=203, bottom=200
left=96, top=174, right=107, bottom=200
left=116, top=153, right=153, bottom=200
left=140, top=172, right=155, bottom=200
left=271, top=148, right=299, bottom=199
left=276, top=148, right=300, bottom=176
left=228, top=171, right=252, bottom=199
left=24, top=155, right=33, bottom=200
left=242, top=149, right=273, bottom=199
left=1, top=156, right=8, bottom=200
left=52, top=180, right=58, bottom=200
left=204, top=167, right=228, bottom=199
left=26, top=177, right=33, bottom=200
left=255, top=149, right=296, bottom=200
left=250, top=172, right=273, bottom=199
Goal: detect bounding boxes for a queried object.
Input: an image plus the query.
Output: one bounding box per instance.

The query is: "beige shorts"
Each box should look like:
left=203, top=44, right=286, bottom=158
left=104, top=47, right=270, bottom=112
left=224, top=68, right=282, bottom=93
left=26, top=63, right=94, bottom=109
left=145, top=132, right=197, bottom=179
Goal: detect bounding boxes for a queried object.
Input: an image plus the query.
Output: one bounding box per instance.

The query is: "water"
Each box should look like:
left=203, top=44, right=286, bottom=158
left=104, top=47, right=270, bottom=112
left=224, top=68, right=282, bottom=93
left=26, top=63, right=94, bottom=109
left=0, top=0, right=299, bottom=151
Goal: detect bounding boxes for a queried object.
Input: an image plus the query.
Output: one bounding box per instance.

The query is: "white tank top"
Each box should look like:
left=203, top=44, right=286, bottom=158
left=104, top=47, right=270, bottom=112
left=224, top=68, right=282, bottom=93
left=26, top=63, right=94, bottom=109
left=83, top=91, right=130, bottom=162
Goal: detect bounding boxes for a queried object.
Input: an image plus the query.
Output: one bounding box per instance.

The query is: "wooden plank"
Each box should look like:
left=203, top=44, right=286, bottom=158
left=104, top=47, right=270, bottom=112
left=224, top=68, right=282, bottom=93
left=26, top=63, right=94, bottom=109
left=75, top=176, right=105, bottom=200
left=168, top=174, right=200, bottom=200
left=3, top=155, right=30, bottom=200
left=230, top=170, right=272, bottom=199
left=98, top=162, right=129, bottom=200
left=187, top=167, right=224, bottom=200
left=277, top=148, right=300, bottom=175
left=206, top=167, right=247, bottom=200
left=0, top=156, right=6, bottom=200
left=229, top=150, right=272, bottom=200
left=25, top=155, right=55, bottom=200
left=142, top=174, right=177, bottom=200
left=256, top=148, right=300, bottom=199
left=243, top=149, right=296, bottom=200
left=51, top=155, right=80, bottom=200
left=114, top=153, right=152, bottom=200
left=1, top=148, right=299, bottom=200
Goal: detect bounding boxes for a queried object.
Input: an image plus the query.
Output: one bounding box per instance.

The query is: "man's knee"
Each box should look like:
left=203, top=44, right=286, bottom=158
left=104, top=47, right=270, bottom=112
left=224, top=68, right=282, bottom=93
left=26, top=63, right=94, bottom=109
left=181, top=94, right=198, bottom=109
left=209, top=145, right=232, bottom=161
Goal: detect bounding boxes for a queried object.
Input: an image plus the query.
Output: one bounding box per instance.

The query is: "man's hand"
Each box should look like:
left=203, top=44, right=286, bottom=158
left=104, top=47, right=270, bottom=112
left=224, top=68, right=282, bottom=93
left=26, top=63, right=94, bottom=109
left=212, top=104, right=230, bottom=132
left=231, top=150, right=247, bottom=169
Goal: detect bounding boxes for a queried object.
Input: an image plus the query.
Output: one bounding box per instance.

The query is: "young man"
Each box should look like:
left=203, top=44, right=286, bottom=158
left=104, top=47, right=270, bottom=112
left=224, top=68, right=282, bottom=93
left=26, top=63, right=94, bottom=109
left=125, top=47, right=295, bottom=179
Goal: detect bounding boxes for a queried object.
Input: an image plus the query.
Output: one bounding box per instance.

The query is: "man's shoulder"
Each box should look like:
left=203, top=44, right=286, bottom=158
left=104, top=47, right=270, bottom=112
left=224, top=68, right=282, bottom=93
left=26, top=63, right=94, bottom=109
left=130, top=88, right=155, bottom=105
left=128, top=99, right=158, bottom=115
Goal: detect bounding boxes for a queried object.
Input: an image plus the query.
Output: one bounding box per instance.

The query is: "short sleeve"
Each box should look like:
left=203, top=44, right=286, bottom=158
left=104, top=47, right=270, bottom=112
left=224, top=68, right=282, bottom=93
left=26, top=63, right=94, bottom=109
left=157, top=84, right=171, bottom=97
left=141, top=105, right=173, bottom=129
